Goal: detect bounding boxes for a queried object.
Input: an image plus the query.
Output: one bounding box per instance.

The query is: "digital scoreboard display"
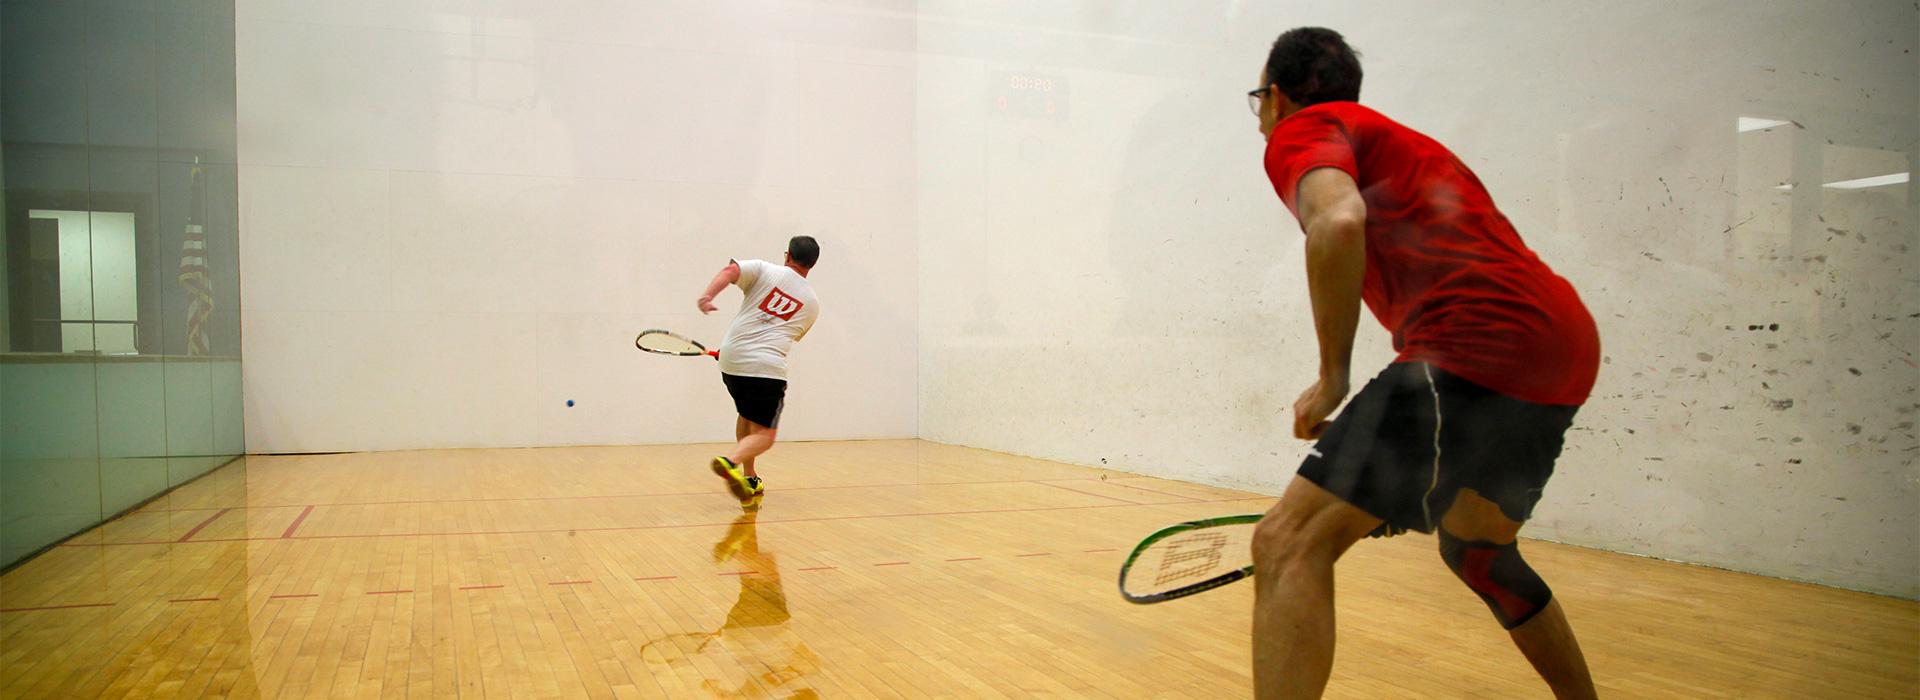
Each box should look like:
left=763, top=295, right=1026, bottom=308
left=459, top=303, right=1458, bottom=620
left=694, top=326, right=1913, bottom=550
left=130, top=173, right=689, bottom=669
left=991, top=71, right=1069, bottom=120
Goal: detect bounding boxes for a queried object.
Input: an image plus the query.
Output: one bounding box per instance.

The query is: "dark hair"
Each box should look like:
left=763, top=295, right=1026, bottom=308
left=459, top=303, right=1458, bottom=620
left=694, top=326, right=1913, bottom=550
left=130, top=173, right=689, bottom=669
left=1264, top=27, right=1362, bottom=106
left=788, top=235, right=820, bottom=268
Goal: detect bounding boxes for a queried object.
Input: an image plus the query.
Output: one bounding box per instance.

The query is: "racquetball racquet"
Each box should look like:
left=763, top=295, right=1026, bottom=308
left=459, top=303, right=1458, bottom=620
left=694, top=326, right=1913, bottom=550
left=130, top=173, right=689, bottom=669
left=1117, top=513, right=1261, bottom=604
left=636, top=329, right=718, bottom=359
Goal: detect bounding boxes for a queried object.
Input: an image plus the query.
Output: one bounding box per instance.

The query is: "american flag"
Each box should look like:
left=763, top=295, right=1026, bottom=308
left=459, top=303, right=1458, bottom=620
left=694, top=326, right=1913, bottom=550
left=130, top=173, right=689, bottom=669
left=178, top=164, right=212, bottom=356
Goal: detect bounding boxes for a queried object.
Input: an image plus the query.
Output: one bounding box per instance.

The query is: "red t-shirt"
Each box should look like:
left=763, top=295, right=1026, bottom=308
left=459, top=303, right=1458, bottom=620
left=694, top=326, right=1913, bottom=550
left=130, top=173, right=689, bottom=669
left=1264, top=102, right=1599, bottom=406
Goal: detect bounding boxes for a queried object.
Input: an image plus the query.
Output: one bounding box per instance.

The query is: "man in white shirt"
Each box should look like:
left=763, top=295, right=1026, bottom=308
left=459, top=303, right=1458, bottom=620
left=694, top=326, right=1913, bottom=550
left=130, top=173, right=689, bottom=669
left=696, top=236, right=821, bottom=501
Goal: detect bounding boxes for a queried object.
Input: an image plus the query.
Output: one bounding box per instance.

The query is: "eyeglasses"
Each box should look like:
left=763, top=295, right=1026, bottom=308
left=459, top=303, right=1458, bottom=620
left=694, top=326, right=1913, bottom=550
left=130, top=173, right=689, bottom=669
left=1247, top=87, right=1271, bottom=116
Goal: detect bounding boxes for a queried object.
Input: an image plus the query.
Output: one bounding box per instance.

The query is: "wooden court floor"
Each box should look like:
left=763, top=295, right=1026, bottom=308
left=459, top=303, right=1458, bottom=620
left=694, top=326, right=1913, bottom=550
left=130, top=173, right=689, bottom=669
left=1, top=440, right=1914, bottom=698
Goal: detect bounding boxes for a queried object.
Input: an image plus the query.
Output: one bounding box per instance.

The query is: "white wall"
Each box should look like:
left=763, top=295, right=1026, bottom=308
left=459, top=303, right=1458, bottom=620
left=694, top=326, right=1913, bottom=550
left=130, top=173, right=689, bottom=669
left=237, top=1, right=919, bottom=452
left=237, top=0, right=1918, bottom=597
left=915, top=1, right=1918, bottom=597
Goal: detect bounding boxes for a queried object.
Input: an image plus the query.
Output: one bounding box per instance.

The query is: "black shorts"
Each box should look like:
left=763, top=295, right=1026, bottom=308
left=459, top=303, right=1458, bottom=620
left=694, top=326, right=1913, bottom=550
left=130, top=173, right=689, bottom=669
left=721, top=373, right=787, bottom=429
left=1297, top=362, right=1579, bottom=538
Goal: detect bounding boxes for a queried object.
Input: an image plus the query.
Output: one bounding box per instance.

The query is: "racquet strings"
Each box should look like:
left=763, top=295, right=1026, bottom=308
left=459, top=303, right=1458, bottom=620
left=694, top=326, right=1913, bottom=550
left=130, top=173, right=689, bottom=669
left=1120, top=521, right=1255, bottom=599
left=637, top=330, right=706, bottom=355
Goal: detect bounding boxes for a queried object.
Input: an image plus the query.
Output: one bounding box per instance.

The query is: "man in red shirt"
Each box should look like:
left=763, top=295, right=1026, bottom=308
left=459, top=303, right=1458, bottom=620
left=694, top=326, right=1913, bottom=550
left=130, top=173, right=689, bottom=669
left=1250, top=28, right=1601, bottom=699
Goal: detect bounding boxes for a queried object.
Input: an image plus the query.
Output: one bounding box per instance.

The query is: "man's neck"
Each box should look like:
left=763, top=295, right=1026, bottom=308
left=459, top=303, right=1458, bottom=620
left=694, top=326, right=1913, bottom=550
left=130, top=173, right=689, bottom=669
left=786, top=263, right=810, bottom=278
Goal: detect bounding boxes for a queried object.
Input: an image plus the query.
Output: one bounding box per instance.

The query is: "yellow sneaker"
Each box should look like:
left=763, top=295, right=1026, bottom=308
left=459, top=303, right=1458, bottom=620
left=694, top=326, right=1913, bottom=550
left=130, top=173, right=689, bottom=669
left=711, top=456, right=752, bottom=500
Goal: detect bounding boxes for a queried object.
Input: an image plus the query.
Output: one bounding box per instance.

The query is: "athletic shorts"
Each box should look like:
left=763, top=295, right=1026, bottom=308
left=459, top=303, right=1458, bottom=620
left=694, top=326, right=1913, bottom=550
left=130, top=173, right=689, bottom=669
left=722, top=373, right=787, bottom=429
left=1296, top=362, right=1579, bottom=538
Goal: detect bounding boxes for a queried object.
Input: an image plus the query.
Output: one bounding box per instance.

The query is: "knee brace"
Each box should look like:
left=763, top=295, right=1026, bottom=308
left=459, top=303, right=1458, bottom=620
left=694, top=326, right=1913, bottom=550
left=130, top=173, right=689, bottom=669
left=1438, top=532, right=1552, bottom=630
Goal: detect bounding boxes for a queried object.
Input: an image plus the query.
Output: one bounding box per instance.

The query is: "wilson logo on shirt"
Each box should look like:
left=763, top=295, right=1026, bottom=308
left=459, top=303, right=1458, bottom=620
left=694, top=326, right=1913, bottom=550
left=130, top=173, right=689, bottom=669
left=759, top=288, right=804, bottom=320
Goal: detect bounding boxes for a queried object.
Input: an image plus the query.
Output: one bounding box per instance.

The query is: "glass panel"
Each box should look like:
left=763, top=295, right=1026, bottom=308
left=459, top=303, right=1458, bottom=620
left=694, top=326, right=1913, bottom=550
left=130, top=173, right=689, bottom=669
left=0, top=359, right=102, bottom=565
left=96, top=359, right=168, bottom=514
left=1, top=0, right=241, bottom=570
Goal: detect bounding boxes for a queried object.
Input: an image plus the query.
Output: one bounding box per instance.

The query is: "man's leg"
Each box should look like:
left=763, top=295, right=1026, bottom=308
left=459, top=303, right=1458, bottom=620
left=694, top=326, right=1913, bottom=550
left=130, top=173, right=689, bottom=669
left=1437, top=489, right=1597, bottom=700
left=729, top=420, right=776, bottom=479
left=1251, top=476, right=1386, bottom=700
left=735, top=416, right=756, bottom=476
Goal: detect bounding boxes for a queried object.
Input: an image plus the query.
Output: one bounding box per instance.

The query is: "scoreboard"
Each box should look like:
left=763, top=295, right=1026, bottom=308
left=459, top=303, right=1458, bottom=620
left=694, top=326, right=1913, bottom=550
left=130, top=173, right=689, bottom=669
left=991, top=71, right=1069, bottom=120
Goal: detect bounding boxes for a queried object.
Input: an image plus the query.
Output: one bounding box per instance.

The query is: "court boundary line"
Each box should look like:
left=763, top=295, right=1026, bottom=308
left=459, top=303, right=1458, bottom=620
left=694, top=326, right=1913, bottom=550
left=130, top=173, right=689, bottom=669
left=0, top=602, right=115, bottom=613
left=55, top=496, right=1274, bottom=548
left=120, top=476, right=1181, bottom=514
left=1101, top=478, right=1210, bottom=502
left=280, top=506, right=316, bottom=538
left=176, top=508, right=232, bottom=543
left=4, top=547, right=1130, bottom=614
left=1033, top=481, right=1146, bottom=505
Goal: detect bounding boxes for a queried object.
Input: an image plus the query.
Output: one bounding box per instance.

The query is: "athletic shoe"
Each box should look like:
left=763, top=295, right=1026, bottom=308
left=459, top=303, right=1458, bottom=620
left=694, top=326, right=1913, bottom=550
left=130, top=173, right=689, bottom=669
left=711, top=456, right=751, bottom=500
left=744, top=476, right=764, bottom=496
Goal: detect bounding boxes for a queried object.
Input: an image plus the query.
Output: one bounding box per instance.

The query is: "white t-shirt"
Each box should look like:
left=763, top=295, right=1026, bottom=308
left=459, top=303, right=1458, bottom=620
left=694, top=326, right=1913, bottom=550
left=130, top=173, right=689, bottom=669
left=719, top=259, right=819, bottom=380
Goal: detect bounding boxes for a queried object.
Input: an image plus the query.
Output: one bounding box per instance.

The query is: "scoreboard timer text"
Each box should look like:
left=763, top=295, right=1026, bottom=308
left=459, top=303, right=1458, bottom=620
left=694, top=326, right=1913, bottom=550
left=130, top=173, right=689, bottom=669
left=992, top=72, right=1069, bottom=120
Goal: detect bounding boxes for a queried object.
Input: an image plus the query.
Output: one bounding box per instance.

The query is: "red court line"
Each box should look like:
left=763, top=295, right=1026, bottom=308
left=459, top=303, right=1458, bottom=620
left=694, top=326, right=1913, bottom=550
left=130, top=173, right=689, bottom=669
left=177, top=508, right=232, bottom=543
left=281, top=506, right=316, bottom=538
left=1, top=602, right=115, bottom=613
left=123, top=476, right=1116, bottom=513
left=1104, top=479, right=1205, bottom=502
left=1036, top=481, right=1145, bottom=505
left=55, top=496, right=1276, bottom=547
left=0, top=543, right=1169, bottom=614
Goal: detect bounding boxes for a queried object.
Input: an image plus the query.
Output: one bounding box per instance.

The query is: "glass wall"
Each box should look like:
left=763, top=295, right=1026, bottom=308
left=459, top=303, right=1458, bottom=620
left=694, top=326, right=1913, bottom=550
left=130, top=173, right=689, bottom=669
left=1, top=0, right=241, bottom=569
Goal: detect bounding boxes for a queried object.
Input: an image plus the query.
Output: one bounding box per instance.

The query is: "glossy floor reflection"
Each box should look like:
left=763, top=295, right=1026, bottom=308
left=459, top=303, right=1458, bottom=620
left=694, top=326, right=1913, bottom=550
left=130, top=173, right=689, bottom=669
left=628, top=504, right=820, bottom=699
left=0, top=440, right=1914, bottom=698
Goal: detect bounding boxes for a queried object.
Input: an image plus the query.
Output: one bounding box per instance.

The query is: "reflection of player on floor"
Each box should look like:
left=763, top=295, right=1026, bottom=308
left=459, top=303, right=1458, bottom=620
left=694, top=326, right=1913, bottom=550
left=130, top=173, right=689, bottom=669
left=635, top=510, right=821, bottom=698
left=1249, top=28, right=1601, bottom=699
left=697, top=237, right=821, bottom=502
left=706, top=509, right=821, bottom=699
